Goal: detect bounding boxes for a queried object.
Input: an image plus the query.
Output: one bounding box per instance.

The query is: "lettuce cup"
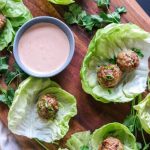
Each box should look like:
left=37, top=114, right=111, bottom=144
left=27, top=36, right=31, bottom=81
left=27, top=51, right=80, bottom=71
left=91, top=123, right=137, bottom=150
left=59, top=122, right=137, bottom=150
left=80, top=23, right=150, bottom=103
left=8, top=77, right=77, bottom=143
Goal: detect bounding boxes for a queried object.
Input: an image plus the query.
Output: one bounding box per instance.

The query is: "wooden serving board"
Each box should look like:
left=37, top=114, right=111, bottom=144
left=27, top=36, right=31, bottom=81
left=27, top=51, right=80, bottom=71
left=0, top=0, right=150, bottom=149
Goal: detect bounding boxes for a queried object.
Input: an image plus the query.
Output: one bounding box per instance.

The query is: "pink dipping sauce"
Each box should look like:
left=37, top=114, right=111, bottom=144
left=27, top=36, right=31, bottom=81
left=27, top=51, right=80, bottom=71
left=18, top=23, right=70, bottom=74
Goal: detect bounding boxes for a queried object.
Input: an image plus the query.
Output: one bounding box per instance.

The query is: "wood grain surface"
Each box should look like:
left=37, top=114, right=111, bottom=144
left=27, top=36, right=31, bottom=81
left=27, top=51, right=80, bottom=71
left=0, top=0, right=150, bottom=149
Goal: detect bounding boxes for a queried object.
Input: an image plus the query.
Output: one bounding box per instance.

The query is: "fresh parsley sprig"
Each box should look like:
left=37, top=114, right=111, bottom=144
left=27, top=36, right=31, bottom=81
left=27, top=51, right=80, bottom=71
left=0, top=55, right=28, bottom=107
left=123, top=96, right=150, bottom=150
left=64, top=3, right=127, bottom=31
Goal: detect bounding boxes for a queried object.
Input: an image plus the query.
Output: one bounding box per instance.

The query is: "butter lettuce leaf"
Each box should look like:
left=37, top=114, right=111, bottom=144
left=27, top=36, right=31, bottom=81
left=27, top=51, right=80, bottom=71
left=0, top=19, right=14, bottom=51
left=48, top=0, right=74, bottom=5
left=80, top=23, right=150, bottom=103
left=91, top=122, right=137, bottom=150
left=8, top=77, right=77, bottom=143
left=66, top=131, right=91, bottom=150
left=0, top=0, right=32, bottom=50
left=134, top=94, right=150, bottom=134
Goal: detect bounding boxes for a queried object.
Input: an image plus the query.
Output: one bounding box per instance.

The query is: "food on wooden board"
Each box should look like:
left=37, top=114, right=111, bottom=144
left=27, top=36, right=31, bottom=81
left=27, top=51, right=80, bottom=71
left=48, top=0, right=74, bottom=5
left=8, top=77, right=77, bottom=143
left=117, top=50, right=139, bottom=72
left=58, top=123, right=137, bottom=150
left=80, top=23, right=150, bottom=103
left=0, top=14, right=6, bottom=30
left=0, top=0, right=32, bottom=51
left=98, top=137, right=123, bottom=150
left=37, top=94, right=59, bottom=119
left=97, top=64, right=122, bottom=88
left=134, top=93, right=150, bottom=134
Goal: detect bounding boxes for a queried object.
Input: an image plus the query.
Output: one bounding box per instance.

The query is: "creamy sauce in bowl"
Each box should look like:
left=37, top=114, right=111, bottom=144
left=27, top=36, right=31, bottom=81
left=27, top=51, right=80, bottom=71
left=18, top=23, right=70, bottom=74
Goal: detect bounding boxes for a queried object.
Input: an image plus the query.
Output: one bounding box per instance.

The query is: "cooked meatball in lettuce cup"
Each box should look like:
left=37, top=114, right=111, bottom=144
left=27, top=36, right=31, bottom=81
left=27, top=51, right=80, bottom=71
left=8, top=77, right=77, bottom=143
left=91, top=123, right=137, bottom=150
left=80, top=23, right=150, bottom=103
left=58, top=123, right=137, bottom=150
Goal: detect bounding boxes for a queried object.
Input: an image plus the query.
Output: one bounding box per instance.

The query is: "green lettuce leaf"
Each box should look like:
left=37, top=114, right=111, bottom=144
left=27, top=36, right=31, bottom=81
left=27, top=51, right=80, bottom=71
left=91, top=122, right=137, bottom=150
left=8, top=77, right=77, bottom=143
left=134, top=94, right=150, bottom=134
left=1, top=0, right=32, bottom=28
left=0, top=19, right=14, bottom=51
left=0, top=0, right=32, bottom=50
left=80, top=23, right=150, bottom=103
left=66, top=131, right=91, bottom=150
left=48, top=0, right=74, bottom=5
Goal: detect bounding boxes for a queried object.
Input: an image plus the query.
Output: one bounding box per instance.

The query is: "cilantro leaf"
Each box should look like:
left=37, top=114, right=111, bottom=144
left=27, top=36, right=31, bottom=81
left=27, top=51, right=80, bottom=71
left=5, top=63, right=28, bottom=85
left=132, top=48, right=144, bottom=58
left=136, top=142, right=142, bottom=150
left=143, top=144, right=150, bottom=150
left=123, top=115, right=136, bottom=133
left=64, top=3, right=127, bottom=31
left=80, top=145, right=89, bottom=150
left=116, top=6, right=127, bottom=14
left=0, top=87, right=15, bottom=107
left=108, top=57, right=117, bottom=64
left=97, top=0, right=110, bottom=7
left=0, top=57, right=9, bottom=73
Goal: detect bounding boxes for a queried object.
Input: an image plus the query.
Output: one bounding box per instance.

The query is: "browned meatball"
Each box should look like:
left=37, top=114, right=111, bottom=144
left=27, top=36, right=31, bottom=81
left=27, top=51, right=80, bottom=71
left=0, top=14, right=6, bottom=30
left=99, top=137, right=124, bottom=150
left=37, top=94, right=58, bottom=119
left=97, top=64, right=122, bottom=88
left=117, top=50, right=139, bottom=72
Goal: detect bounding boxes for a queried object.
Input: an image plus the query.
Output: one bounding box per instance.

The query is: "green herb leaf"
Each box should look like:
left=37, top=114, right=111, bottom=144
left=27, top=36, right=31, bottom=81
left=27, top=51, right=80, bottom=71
left=80, top=145, right=89, bottom=150
left=100, top=12, right=120, bottom=23
left=5, top=63, right=28, bottom=85
left=0, top=87, right=15, bottom=107
left=0, top=57, right=9, bottom=73
left=136, top=142, right=142, bottom=150
left=143, top=144, right=150, bottom=150
left=132, top=48, right=144, bottom=58
left=116, top=6, right=127, bottom=14
left=123, top=115, right=136, bottom=133
left=97, top=0, right=110, bottom=7
left=108, top=57, right=117, bottom=64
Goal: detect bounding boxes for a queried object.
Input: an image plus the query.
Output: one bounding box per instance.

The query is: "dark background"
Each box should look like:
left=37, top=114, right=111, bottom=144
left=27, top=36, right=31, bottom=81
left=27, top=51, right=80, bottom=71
left=137, top=0, right=150, bottom=16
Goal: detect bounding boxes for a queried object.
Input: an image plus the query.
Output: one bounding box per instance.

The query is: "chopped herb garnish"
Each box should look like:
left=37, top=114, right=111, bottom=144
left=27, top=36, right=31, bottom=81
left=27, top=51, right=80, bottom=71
left=97, top=0, right=110, bottom=7
left=105, top=74, right=114, bottom=80
left=108, top=89, right=112, bottom=94
left=108, top=57, right=117, bottom=64
left=132, top=48, right=144, bottom=58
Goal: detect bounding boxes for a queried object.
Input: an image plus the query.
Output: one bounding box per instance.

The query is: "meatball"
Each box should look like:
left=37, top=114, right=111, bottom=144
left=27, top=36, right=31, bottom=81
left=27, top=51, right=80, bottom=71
left=0, top=14, right=6, bottom=30
left=117, top=50, right=139, bottom=72
left=97, top=64, right=122, bottom=88
left=37, top=94, right=58, bottom=119
left=99, top=137, right=123, bottom=150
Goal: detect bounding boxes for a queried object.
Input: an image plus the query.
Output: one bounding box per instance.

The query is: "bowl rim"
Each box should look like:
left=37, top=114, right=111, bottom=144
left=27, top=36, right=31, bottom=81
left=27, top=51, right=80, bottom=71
left=13, top=16, right=75, bottom=78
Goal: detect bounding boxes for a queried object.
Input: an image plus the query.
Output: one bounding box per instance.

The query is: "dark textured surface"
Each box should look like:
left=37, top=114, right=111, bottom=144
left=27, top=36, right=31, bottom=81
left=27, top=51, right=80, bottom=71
left=137, top=0, right=150, bottom=16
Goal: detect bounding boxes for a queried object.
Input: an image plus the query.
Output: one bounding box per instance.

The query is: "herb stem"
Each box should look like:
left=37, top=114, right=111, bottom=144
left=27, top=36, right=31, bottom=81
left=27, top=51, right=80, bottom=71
left=141, top=128, right=147, bottom=146
left=34, top=139, right=49, bottom=150
left=7, top=73, right=21, bottom=87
